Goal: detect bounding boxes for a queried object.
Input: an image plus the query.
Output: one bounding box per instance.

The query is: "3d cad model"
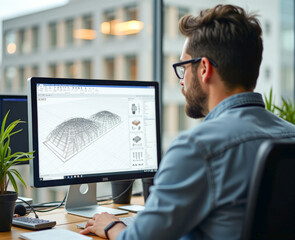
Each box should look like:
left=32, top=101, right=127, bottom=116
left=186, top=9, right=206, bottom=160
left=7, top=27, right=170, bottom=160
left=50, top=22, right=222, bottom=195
left=44, top=111, right=121, bottom=162
left=90, top=111, right=121, bottom=132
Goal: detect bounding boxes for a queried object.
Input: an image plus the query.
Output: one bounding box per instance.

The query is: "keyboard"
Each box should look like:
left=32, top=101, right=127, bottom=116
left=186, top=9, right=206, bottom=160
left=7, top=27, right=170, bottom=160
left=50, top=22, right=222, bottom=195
left=76, top=216, right=136, bottom=229
left=12, top=216, right=56, bottom=230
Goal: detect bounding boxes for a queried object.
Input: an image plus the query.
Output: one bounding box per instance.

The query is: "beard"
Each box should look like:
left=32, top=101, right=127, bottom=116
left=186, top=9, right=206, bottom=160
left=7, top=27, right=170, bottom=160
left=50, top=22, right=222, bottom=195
left=182, top=73, right=208, bottom=119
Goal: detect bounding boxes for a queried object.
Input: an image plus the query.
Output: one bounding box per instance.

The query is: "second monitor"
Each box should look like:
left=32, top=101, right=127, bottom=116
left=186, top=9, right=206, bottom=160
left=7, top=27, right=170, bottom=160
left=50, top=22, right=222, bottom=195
left=28, top=77, right=161, bottom=217
left=0, top=94, right=29, bottom=163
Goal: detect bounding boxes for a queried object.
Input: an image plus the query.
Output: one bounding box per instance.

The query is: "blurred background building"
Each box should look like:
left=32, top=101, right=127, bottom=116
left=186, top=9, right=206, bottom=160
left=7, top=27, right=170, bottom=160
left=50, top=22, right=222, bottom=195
left=0, top=0, right=294, bottom=202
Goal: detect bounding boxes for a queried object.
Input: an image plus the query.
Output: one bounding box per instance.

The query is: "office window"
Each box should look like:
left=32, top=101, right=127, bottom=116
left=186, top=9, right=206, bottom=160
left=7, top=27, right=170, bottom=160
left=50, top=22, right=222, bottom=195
left=101, top=6, right=143, bottom=37
left=177, top=7, right=189, bottom=35
left=125, top=5, right=138, bottom=21
left=4, top=31, right=17, bottom=55
left=265, top=21, right=271, bottom=35
left=163, top=5, right=179, bottom=38
left=265, top=67, right=271, bottom=80
left=4, top=67, right=16, bottom=91
left=32, top=26, right=39, bottom=52
left=19, top=67, right=25, bottom=91
left=49, top=22, right=57, bottom=48
left=164, top=54, right=179, bottom=86
left=163, top=6, right=169, bottom=37
left=82, top=15, right=93, bottom=43
left=83, top=15, right=93, bottom=29
left=104, top=8, right=116, bottom=22
left=282, top=29, right=294, bottom=51
left=48, top=64, right=58, bottom=77
left=178, top=7, right=189, bottom=21
left=178, top=105, right=186, bottom=131
left=105, top=57, right=115, bottom=79
left=123, top=5, right=140, bottom=36
left=66, top=62, right=76, bottom=78
left=280, top=0, right=294, bottom=99
left=102, top=9, right=116, bottom=37
left=82, top=60, right=93, bottom=79
left=126, top=55, right=137, bottom=80
left=66, top=19, right=74, bottom=45
left=19, top=29, right=25, bottom=54
left=281, top=65, right=294, bottom=99
left=32, top=65, right=39, bottom=77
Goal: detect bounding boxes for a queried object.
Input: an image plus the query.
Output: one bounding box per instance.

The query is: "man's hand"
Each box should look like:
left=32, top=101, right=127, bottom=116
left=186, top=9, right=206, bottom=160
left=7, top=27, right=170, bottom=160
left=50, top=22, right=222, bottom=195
left=80, top=212, right=126, bottom=239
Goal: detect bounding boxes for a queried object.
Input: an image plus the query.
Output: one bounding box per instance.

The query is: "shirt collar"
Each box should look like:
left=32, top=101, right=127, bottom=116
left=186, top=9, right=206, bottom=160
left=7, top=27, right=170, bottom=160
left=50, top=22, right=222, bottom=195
left=204, top=92, right=265, bottom=121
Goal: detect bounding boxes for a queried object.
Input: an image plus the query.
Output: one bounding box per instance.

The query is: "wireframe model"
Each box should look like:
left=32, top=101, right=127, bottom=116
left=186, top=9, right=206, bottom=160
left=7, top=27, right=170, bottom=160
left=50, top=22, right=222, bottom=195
left=90, top=111, right=121, bottom=132
left=44, top=111, right=122, bottom=162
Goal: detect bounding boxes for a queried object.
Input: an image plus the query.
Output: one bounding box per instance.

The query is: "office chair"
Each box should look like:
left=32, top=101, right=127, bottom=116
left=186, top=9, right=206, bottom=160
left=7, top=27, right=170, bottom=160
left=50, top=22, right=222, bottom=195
left=242, top=140, right=295, bottom=240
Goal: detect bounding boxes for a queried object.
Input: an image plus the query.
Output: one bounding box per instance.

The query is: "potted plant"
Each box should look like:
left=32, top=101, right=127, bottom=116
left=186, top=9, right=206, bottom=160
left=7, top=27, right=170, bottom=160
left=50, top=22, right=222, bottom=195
left=264, top=88, right=295, bottom=125
left=0, top=111, right=33, bottom=232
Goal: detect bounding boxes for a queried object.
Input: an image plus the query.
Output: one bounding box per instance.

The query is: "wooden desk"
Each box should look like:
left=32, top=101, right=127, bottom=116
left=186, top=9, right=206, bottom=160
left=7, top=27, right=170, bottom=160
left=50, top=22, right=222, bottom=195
left=0, top=196, right=144, bottom=240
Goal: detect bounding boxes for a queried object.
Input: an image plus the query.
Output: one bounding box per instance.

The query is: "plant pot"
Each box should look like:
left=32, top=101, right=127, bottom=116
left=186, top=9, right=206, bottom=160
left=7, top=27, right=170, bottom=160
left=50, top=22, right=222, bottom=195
left=111, top=180, right=134, bottom=204
left=0, top=191, right=18, bottom=232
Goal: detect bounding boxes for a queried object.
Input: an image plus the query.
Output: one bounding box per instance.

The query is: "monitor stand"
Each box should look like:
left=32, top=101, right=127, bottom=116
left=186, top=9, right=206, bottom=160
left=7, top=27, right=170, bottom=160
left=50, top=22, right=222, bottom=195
left=65, top=183, right=128, bottom=218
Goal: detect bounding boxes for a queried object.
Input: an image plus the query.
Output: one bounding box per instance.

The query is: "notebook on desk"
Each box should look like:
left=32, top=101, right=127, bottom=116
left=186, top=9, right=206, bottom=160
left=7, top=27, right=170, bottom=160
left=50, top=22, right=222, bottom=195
left=19, top=229, right=92, bottom=240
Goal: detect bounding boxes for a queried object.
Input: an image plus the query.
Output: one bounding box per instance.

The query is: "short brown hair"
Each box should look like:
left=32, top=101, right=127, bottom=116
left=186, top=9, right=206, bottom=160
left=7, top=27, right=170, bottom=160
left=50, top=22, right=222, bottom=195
left=179, top=5, right=263, bottom=90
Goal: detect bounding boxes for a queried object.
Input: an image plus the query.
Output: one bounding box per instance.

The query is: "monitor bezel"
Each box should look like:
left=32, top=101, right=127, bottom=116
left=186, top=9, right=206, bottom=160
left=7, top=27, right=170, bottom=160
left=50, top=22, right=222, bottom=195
left=28, top=77, right=161, bottom=188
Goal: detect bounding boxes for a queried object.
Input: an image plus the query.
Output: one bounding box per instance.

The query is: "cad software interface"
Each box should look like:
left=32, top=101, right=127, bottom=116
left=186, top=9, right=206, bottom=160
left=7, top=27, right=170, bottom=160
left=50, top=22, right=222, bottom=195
left=36, top=83, right=158, bottom=181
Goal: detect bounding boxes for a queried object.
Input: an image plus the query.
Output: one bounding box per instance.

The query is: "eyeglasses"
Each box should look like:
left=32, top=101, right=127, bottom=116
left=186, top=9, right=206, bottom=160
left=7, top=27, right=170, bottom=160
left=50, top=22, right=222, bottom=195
left=172, top=57, right=218, bottom=79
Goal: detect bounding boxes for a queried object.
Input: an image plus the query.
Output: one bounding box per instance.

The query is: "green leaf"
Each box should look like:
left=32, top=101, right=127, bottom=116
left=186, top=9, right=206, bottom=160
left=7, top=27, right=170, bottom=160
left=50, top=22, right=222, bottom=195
left=6, top=152, right=34, bottom=169
left=264, top=88, right=275, bottom=113
left=264, top=89, right=295, bottom=125
left=0, top=111, right=10, bottom=138
left=10, top=169, right=27, bottom=189
left=0, top=111, right=32, bottom=194
left=7, top=171, right=18, bottom=193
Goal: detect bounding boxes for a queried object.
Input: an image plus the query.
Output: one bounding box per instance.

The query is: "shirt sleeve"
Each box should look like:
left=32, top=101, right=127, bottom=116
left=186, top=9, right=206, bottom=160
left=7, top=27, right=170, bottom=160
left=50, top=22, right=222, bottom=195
left=117, top=133, right=213, bottom=240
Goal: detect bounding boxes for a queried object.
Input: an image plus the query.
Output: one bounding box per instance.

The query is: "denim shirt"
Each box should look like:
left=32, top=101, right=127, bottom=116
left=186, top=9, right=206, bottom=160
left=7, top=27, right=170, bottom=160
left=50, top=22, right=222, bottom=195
left=117, top=92, right=295, bottom=240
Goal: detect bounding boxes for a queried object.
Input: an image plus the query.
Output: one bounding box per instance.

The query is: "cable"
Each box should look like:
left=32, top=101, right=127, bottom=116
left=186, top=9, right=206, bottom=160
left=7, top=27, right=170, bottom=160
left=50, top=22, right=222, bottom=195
left=34, top=193, right=67, bottom=213
left=16, top=193, right=67, bottom=216
left=17, top=198, right=39, bottom=218
left=99, top=181, right=134, bottom=205
left=17, top=182, right=134, bottom=215
left=31, top=200, right=66, bottom=208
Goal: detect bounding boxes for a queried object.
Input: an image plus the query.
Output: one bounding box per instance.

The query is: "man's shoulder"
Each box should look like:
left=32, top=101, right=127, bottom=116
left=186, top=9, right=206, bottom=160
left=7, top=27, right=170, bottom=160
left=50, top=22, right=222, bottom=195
left=173, top=108, right=295, bottom=158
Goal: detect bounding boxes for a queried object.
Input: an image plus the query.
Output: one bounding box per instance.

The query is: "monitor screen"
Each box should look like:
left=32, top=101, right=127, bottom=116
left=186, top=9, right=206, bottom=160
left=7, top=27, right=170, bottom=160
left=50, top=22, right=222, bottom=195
left=0, top=95, right=29, bottom=164
left=28, top=77, right=161, bottom=189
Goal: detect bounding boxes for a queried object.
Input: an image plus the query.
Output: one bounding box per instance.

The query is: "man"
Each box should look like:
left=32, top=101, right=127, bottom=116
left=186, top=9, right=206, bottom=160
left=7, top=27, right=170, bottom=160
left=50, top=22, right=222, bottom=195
left=81, top=4, right=295, bottom=239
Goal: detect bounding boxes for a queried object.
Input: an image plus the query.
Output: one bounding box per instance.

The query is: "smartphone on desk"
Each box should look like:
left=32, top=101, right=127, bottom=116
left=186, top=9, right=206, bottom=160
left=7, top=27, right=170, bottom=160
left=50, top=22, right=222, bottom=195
left=118, top=205, right=145, bottom=213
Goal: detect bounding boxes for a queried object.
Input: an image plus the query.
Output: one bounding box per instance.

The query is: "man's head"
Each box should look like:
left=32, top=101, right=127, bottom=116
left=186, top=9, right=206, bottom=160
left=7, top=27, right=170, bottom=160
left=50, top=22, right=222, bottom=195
left=175, top=4, right=263, bottom=118
left=179, top=4, right=263, bottom=91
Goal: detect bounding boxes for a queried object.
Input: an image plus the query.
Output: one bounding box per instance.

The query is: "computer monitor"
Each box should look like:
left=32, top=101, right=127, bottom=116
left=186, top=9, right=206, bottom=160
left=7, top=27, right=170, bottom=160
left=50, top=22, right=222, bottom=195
left=28, top=77, right=161, bottom=217
left=0, top=94, right=29, bottom=164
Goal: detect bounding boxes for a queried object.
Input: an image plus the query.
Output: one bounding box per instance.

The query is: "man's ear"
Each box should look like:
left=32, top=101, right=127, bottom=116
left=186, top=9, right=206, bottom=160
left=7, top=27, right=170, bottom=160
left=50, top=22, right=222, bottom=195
left=200, top=57, right=213, bottom=83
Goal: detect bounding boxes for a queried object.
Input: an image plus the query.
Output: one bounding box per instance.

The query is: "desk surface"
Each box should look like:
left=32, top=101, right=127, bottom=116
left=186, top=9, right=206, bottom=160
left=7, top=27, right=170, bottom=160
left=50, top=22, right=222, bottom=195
left=0, top=196, right=144, bottom=240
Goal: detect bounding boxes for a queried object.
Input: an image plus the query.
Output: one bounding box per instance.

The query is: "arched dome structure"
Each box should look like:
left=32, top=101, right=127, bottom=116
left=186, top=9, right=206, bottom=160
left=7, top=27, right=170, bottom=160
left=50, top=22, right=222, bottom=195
left=44, top=118, right=101, bottom=161
left=44, top=111, right=122, bottom=162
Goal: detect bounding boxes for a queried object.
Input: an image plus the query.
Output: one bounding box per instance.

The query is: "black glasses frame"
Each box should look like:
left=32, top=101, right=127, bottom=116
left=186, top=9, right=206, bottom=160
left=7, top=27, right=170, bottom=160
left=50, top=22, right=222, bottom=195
left=172, top=57, right=218, bottom=79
